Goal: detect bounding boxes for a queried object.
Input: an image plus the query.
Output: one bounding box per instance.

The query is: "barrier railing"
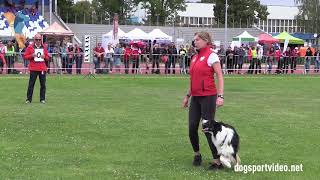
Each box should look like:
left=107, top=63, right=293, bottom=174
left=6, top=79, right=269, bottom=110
left=1, top=52, right=320, bottom=75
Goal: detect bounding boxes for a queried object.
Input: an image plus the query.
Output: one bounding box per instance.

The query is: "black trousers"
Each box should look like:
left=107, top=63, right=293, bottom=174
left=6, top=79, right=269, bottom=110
left=6, top=56, right=14, bottom=74
left=132, top=60, right=139, bottom=74
left=189, top=95, right=219, bottom=159
left=152, top=56, right=160, bottom=73
left=75, top=57, right=82, bottom=74
left=166, top=56, right=176, bottom=74
left=67, top=57, right=73, bottom=74
left=27, top=71, right=46, bottom=102
left=291, top=57, right=297, bottom=73
left=248, top=58, right=256, bottom=74
left=124, top=60, right=130, bottom=74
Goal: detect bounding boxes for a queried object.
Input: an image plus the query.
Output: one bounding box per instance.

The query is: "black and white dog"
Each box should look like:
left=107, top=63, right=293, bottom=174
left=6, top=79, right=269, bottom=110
left=202, top=119, right=240, bottom=168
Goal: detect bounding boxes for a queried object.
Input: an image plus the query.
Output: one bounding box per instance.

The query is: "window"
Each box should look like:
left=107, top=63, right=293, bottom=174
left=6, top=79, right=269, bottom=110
left=272, top=27, right=276, bottom=32
left=204, top=17, right=208, bottom=24
left=190, top=17, right=194, bottom=24
left=194, top=17, right=198, bottom=24
left=277, top=20, right=280, bottom=26
left=276, top=27, right=280, bottom=32
left=268, top=27, right=271, bottom=33
left=199, top=17, right=203, bottom=24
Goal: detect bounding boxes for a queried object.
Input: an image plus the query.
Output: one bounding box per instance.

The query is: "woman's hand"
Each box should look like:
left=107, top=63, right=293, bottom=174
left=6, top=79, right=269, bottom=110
left=182, top=96, right=189, bottom=108
left=216, top=97, right=224, bottom=108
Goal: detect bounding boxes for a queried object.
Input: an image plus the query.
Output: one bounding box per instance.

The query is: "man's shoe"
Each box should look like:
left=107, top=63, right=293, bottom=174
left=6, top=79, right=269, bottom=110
left=192, top=154, right=202, bottom=166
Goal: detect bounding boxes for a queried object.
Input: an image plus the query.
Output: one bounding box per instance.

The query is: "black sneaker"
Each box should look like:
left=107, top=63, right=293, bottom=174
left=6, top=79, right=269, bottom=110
left=208, top=163, right=224, bottom=170
left=192, top=154, right=202, bottom=166
left=25, top=100, right=31, bottom=104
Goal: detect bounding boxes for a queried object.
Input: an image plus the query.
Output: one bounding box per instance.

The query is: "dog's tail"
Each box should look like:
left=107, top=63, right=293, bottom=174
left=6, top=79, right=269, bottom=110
left=236, top=153, right=241, bottom=165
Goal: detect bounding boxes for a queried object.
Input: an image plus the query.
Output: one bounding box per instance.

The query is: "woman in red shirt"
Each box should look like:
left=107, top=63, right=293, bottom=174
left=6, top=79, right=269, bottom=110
left=123, top=44, right=132, bottom=74
left=182, top=31, right=224, bottom=170
left=23, top=34, right=50, bottom=104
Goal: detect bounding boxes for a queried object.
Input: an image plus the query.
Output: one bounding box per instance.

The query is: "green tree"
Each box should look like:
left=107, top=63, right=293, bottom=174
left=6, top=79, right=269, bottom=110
left=57, top=0, right=74, bottom=23
left=92, top=0, right=135, bottom=24
left=201, top=0, right=268, bottom=27
left=294, top=0, right=320, bottom=33
left=136, top=0, right=186, bottom=25
left=72, top=1, right=95, bottom=24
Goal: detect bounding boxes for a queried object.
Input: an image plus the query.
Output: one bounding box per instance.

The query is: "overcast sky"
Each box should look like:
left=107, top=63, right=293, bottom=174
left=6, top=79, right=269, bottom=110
left=75, top=0, right=296, bottom=6
left=186, top=0, right=296, bottom=6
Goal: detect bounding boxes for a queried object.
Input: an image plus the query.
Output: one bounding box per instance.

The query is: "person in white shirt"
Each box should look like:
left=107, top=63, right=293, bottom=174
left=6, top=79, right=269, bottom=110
left=256, top=45, right=263, bottom=74
left=104, top=44, right=114, bottom=73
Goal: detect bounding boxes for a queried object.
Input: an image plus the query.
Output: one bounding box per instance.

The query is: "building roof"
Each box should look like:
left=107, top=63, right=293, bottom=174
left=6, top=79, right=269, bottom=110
left=177, top=3, right=214, bottom=18
left=267, top=5, right=299, bottom=20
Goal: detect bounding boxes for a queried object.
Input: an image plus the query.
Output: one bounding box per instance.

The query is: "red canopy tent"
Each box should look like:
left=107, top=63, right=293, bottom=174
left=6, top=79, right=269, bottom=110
left=258, top=33, right=279, bottom=44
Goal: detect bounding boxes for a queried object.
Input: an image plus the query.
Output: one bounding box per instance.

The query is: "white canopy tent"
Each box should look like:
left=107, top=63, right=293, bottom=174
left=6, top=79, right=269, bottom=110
left=127, top=28, right=150, bottom=40
left=148, top=29, right=172, bottom=42
left=101, top=28, right=128, bottom=48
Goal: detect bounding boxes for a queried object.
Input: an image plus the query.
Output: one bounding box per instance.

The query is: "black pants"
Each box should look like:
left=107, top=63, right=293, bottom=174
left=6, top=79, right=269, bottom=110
left=27, top=71, right=46, bottom=102
left=189, top=95, right=219, bottom=159
left=291, top=57, right=297, bottom=73
left=67, top=57, right=73, bottom=74
left=167, top=56, right=176, bottom=74
left=248, top=58, right=256, bottom=74
left=6, top=56, right=14, bottom=74
left=152, top=56, right=160, bottom=74
left=62, top=56, right=68, bottom=72
left=124, top=60, right=130, bottom=74
left=283, top=57, right=289, bottom=74
left=255, top=59, right=262, bottom=74
left=75, top=57, right=82, bottom=74
left=276, top=59, right=283, bottom=74
left=132, top=60, right=139, bottom=74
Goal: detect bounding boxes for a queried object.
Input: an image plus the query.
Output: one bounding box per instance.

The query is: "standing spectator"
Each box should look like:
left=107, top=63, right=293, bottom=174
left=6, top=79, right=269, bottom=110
left=225, top=46, right=233, bottom=74
left=218, top=45, right=225, bottom=70
left=237, top=46, right=245, bottom=74
left=275, top=47, right=281, bottom=74
left=305, top=47, right=312, bottom=74
left=187, top=45, right=196, bottom=74
left=233, top=46, right=239, bottom=73
left=105, top=44, right=114, bottom=73
left=93, top=43, right=105, bottom=74
left=267, top=47, right=275, bottom=74
left=24, top=34, right=50, bottom=104
left=60, top=43, right=68, bottom=74
left=247, top=46, right=254, bottom=74
left=6, top=40, right=15, bottom=74
left=291, top=47, right=299, bottom=74
left=248, top=46, right=256, bottom=74
left=74, top=43, right=83, bottom=74
left=0, top=40, right=7, bottom=74
left=283, top=47, right=291, bottom=74
left=52, top=42, right=62, bottom=74
left=66, top=43, right=74, bottom=74
left=123, top=44, right=131, bottom=74
left=162, top=45, right=170, bottom=74
left=22, top=41, right=30, bottom=74
left=131, top=45, right=140, bottom=74
left=168, top=43, right=177, bottom=74
left=46, top=43, right=53, bottom=74
left=179, top=45, right=187, bottom=74
left=152, top=44, right=160, bottom=74
left=256, top=45, right=263, bottom=74
left=114, top=44, right=123, bottom=74
left=314, top=48, right=320, bottom=73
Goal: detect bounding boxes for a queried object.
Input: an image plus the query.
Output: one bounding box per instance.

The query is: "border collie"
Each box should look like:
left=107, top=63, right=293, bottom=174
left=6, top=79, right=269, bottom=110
left=202, top=119, right=240, bottom=168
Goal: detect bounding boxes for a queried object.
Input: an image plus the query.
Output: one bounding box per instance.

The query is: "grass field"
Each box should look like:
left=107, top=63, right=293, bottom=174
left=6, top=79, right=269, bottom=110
left=0, top=75, right=319, bottom=179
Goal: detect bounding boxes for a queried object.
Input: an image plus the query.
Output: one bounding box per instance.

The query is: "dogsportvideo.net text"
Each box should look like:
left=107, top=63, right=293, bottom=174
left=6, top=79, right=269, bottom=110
left=234, top=163, right=303, bottom=174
